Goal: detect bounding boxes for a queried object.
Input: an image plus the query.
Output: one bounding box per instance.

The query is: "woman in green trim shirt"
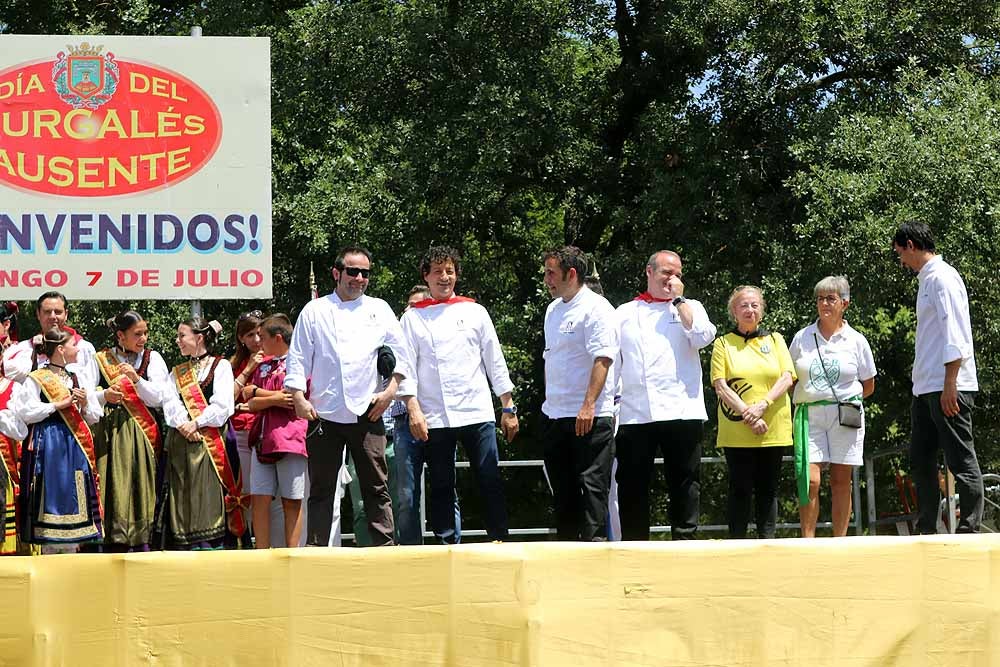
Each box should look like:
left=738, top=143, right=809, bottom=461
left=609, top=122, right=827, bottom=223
left=789, top=276, right=876, bottom=537
left=711, top=285, right=795, bottom=539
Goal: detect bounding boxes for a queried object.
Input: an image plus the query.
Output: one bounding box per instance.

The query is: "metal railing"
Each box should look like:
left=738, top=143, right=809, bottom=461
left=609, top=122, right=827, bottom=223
left=864, top=446, right=963, bottom=535
left=342, top=454, right=863, bottom=542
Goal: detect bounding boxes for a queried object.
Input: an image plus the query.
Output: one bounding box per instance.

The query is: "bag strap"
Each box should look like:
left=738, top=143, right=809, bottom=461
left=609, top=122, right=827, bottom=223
left=812, top=332, right=843, bottom=403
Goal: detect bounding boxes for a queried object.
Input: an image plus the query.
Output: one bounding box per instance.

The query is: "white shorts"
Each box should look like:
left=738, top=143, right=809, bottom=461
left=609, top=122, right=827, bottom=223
left=250, top=453, right=308, bottom=500
left=804, top=403, right=864, bottom=466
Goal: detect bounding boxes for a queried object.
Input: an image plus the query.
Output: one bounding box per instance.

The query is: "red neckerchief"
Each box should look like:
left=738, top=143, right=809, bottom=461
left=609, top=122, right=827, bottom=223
left=411, top=295, right=477, bottom=309
left=634, top=292, right=671, bottom=303
left=62, top=325, right=83, bottom=344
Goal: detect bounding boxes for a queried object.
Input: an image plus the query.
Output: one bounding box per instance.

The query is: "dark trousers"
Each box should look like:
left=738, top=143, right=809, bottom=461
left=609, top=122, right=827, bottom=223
left=541, top=414, right=615, bottom=541
left=305, top=419, right=394, bottom=546
left=426, top=422, right=508, bottom=542
left=394, top=414, right=462, bottom=545
left=615, top=420, right=702, bottom=540
left=911, top=392, right=983, bottom=534
left=724, top=446, right=785, bottom=539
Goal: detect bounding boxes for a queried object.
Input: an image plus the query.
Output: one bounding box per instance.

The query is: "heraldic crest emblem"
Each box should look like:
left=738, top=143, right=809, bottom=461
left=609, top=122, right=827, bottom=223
left=51, top=42, right=120, bottom=110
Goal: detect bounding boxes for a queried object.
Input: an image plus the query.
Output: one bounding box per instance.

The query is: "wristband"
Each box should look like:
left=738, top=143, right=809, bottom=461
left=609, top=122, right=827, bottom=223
left=502, top=406, right=517, bottom=415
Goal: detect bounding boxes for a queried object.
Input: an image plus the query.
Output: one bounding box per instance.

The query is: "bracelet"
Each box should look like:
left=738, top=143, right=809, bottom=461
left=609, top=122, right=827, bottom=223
left=760, top=397, right=773, bottom=407
left=235, top=378, right=245, bottom=388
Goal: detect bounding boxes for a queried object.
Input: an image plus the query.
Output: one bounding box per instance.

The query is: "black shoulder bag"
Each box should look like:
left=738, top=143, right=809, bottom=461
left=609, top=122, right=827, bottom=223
left=813, top=333, right=863, bottom=429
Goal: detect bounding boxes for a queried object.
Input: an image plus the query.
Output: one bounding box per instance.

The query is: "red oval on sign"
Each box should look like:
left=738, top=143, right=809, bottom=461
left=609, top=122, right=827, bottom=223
left=0, top=50, right=222, bottom=197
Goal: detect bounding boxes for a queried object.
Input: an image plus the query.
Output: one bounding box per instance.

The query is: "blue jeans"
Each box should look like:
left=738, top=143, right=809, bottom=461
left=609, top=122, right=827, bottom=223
left=394, top=414, right=462, bottom=544
left=426, top=421, right=508, bottom=543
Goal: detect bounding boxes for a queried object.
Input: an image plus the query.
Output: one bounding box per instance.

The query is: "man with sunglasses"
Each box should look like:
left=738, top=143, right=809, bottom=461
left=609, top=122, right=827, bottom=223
left=284, top=245, right=413, bottom=547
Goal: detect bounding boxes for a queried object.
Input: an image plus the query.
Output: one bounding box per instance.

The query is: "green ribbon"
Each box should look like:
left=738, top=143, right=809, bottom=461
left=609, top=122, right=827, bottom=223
left=792, top=396, right=862, bottom=507
left=793, top=401, right=830, bottom=506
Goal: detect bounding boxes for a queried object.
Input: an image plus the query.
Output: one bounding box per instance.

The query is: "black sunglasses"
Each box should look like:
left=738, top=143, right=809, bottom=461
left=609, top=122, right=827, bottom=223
left=343, top=267, right=371, bottom=278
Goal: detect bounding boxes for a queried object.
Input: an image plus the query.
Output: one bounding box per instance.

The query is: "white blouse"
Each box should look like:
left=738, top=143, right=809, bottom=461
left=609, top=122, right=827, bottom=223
left=162, top=357, right=235, bottom=429
left=95, top=348, right=170, bottom=408
left=16, top=370, right=103, bottom=426
left=0, top=378, right=28, bottom=441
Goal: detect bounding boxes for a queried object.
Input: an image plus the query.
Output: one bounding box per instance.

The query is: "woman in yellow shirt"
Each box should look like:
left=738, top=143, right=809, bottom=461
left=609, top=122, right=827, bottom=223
left=711, top=286, right=795, bottom=538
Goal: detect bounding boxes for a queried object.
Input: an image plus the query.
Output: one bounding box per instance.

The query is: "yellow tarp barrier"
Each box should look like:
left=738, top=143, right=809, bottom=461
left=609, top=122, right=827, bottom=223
left=1, top=536, right=999, bottom=666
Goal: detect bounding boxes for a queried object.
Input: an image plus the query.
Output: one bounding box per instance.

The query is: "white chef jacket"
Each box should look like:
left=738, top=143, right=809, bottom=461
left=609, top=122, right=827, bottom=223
left=398, top=299, right=514, bottom=429
left=616, top=297, right=716, bottom=424
left=542, top=286, right=618, bottom=419
left=284, top=292, right=413, bottom=423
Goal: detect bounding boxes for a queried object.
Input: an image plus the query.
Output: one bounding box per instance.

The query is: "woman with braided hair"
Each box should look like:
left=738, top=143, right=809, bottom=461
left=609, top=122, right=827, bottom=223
left=160, top=317, right=244, bottom=549
left=15, top=328, right=103, bottom=546
left=90, top=311, right=170, bottom=551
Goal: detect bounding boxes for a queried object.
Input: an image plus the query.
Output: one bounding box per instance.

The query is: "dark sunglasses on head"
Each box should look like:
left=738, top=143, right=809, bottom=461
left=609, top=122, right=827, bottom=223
left=239, top=309, right=263, bottom=321
left=343, top=267, right=371, bottom=278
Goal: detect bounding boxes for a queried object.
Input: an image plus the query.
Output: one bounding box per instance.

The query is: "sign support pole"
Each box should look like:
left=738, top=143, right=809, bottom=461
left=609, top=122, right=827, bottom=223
left=190, top=24, right=203, bottom=319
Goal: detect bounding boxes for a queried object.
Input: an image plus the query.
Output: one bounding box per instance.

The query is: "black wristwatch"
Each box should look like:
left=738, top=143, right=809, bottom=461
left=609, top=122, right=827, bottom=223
left=672, top=296, right=686, bottom=307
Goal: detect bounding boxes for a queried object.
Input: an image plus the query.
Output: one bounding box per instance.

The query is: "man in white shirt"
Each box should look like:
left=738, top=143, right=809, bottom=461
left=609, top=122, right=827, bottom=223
left=1, top=291, right=98, bottom=387
left=398, top=247, right=518, bottom=543
left=893, top=221, right=983, bottom=533
left=615, top=250, right=716, bottom=540
left=541, top=246, right=619, bottom=541
left=285, top=245, right=413, bottom=546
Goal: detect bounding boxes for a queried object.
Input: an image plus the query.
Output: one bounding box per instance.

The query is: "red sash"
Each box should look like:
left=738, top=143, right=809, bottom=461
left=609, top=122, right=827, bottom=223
left=0, top=379, right=19, bottom=492
left=96, top=350, right=162, bottom=455
left=29, top=368, right=103, bottom=519
left=172, top=361, right=247, bottom=536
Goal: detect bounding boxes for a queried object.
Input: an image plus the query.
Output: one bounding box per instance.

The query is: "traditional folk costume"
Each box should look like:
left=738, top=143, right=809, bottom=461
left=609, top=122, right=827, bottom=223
left=92, top=348, right=168, bottom=550
left=0, top=329, right=15, bottom=382
left=16, top=366, right=103, bottom=544
left=0, top=378, right=28, bottom=554
left=160, top=356, right=245, bottom=549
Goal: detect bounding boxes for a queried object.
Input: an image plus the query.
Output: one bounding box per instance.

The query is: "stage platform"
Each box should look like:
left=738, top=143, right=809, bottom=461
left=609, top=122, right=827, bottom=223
left=1, top=535, right=998, bottom=666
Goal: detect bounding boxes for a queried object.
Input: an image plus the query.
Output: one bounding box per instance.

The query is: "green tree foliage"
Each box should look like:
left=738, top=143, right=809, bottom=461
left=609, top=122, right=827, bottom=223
left=789, top=68, right=1000, bottom=490
left=3, top=0, right=1000, bottom=535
